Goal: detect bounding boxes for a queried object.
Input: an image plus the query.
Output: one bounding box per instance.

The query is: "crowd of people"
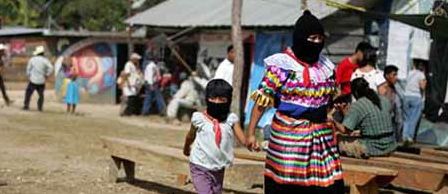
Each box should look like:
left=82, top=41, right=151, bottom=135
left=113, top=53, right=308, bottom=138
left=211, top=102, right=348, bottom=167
left=182, top=10, right=429, bottom=194
left=117, top=45, right=236, bottom=125
left=0, top=9, right=431, bottom=194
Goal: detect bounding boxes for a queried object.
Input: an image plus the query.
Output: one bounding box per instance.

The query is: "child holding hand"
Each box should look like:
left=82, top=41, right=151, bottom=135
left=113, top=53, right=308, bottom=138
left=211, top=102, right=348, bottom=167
left=183, top=79, right=248, bottom=194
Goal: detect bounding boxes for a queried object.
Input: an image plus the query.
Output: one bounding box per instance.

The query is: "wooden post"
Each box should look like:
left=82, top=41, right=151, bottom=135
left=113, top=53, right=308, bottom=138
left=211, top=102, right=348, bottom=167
left=127, top=0, right=134, bottom=56
left=122, top=159, right=135, bottom=183
left=231, top=0, right=244, bottom=116
left=108, top=156, right=122, bottom=183
left=301, top=0, right=308, bottom=10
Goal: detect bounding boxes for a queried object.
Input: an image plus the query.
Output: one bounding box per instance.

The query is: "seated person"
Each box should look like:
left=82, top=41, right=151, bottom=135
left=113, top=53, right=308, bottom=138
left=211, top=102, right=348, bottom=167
left=333, top=78, right=397, bottom=158
left=166, top=72, right=201, bottom=124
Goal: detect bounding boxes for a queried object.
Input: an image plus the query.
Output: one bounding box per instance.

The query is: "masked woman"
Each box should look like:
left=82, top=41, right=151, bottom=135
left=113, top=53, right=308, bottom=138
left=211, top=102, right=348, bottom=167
left=246, top=11, right=344, bottom=193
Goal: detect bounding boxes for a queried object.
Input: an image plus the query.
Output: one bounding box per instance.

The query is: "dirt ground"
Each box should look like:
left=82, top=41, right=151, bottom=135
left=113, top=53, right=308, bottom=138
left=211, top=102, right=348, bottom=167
left=0, top=90, right=218, bottom=194
left=0, top=89, right=417, bottom=194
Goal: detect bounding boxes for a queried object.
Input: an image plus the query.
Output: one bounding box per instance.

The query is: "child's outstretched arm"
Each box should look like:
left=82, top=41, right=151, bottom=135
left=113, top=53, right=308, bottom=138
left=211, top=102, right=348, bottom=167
left=183, top=124, right=197, bottom=157
left=233, top=122, right=246, bottom=146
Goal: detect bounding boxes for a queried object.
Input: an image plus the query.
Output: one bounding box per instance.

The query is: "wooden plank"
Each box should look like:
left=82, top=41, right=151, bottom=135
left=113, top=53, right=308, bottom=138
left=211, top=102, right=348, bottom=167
left=391, top=152, right=448, bottom=164
left=342, top=157, right=447, bottom=192
left=421, top=148, right=448, bottom=160
left=234, top=149, right=397, bottom=189
left=101, top=137, right=264, bottom=190
left=350, top=182, right=378, bottom=194
left=371, top=156, right=448, bottom=174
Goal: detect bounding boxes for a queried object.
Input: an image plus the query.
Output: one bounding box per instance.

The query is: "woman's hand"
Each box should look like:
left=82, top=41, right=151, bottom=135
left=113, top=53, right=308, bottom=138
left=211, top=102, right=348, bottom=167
left=246, top=134, right=260, bottom=152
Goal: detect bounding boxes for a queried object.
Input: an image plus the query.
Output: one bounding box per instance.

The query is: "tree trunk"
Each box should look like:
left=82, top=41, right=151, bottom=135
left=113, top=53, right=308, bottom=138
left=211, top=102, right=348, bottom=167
left=231, top=0, right=244, bottom=117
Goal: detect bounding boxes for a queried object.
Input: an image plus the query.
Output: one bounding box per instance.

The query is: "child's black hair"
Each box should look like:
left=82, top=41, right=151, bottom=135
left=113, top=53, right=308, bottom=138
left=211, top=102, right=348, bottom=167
left=205, top=79, right=233, bottom=101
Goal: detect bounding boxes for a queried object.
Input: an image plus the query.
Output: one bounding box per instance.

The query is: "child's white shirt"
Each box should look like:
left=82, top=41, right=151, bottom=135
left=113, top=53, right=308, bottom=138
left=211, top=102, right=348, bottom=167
left=189, top=112, right=239, bottom=171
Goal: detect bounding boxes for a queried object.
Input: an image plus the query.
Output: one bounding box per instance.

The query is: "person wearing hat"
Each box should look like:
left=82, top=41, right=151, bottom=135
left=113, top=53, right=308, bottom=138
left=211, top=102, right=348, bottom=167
left=0, top=44, right=11, bottom=106
left=121, top=52, right=144, bottom=116
left=246, top=11, right=344, bottom=193
left=23, top=46, right=53, bottom=111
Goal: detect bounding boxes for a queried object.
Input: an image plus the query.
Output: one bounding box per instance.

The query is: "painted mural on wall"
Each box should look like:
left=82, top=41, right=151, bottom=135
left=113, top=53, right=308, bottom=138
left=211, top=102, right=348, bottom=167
left=55, top=42, right=117, bottom=104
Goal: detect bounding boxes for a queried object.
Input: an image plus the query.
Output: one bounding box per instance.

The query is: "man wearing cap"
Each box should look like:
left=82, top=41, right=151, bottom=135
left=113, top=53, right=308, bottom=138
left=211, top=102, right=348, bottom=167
left=122, top=53, right=144, bottom=116
left=0, top=44, right=11, bottom=106
left=23, top=46, right=53, bottom=111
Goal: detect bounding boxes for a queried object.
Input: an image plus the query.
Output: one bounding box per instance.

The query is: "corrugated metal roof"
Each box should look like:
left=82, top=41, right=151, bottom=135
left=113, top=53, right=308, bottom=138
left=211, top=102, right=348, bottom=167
left=0, top=27, right=146, bottom=38
left=126, top=0, right=350, bottom=27
left=0, top=27, right=44, bottom=36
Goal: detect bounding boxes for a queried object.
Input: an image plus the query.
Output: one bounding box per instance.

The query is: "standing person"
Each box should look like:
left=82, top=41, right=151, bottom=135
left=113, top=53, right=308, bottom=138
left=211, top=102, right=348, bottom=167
left=122, top=53, right=144, bottom=116
left=402, top=59, right=427, bottom=144
left=0, top=44, right=11, bottom=106
left=23, top=46, right=53, bottom=111
left=246, top=11, right=344, bottom=194
left=117, top=71, right=129, bottom=116
left=336, top=41, right=375, bottom=97
left=214, top=45, right=235, bottom=86
left=350, top=48, right=388, bottom=96
left=64, top=60, right=79, bottom=114
left=141, top=57, right=166, bottom=115
left=183, top=79, right=246, bottom=194
left=333, top=78, right=397, bottom=158
left=166, top=72, right=200, bottom=124
left=383, top=65, right=403, bottom=141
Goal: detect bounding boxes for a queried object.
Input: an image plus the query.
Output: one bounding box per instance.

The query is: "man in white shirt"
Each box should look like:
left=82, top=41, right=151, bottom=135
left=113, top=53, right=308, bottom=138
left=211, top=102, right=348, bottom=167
left=23, top=46, right=53, bottom=111
left=350, top=48, right=388, bottom=96
left=122, top=53, right=143, bottom=116
left=166, top=72, right=200, bottom=124
left=141, top=57, right=166, bottom=115
left=214, top=45, right=235, bottom=86
left=402, top=59, right=427, bottom=143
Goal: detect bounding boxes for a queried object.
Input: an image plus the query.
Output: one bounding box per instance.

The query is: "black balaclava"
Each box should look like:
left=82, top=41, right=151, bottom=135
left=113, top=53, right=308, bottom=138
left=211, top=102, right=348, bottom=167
left=205, top=79, right=233, bottom=122
left=206, top=101, right=231, bottom=122
left=292, top=10, right=325, bottom=64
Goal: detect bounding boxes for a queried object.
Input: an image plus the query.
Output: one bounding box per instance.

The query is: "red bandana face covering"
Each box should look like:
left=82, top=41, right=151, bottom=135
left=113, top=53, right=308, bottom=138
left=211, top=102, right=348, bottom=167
left=203, top=111, right=222, bottom=148
left=284, top=48, right=313, bottom=86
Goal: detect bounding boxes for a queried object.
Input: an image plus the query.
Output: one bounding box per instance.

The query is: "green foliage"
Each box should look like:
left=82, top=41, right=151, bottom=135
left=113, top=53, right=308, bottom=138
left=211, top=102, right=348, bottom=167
left=0, top=0, right=132, bottom=31
left=0, top=0, right=41, bottom=27
left=59, top=0, right=128, bottom=31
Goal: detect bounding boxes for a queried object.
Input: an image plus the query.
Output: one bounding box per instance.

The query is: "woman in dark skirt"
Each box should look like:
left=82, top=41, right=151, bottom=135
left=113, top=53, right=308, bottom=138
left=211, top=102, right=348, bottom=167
left=246, top=10, right=344, bottom=194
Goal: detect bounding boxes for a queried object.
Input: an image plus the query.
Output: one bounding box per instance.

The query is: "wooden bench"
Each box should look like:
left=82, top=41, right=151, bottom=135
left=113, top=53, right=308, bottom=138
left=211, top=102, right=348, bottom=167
left=391, top=151, right=448, bottom=164
left=100, top=137, right=264, bottom=192
left=234, top=150, right=398, bottom=194
left=420, top=148, right=448, bottom=162
left=342, top=156, right=448, bottom=193
left=393, top=144, right=448, bottom=164
left=101, top=137, right=398, bottom=194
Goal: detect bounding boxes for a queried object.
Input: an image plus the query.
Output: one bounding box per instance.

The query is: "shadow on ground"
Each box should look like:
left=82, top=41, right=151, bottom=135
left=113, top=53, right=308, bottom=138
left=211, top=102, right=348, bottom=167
left=122, top=178, right=262, bottom=194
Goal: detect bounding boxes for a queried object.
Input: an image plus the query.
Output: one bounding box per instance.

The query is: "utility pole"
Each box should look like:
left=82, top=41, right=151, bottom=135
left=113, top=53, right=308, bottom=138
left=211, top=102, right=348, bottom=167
left=127, top=0, right=133, bottom=56
left=301, top=0, right=308, bottom=10
left=231, top=0, right=244, bottom=117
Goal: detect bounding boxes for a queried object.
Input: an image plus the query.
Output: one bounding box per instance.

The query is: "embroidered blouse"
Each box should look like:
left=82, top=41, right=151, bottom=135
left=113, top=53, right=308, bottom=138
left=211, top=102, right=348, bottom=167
left=251, top=49, right=337, bottom=122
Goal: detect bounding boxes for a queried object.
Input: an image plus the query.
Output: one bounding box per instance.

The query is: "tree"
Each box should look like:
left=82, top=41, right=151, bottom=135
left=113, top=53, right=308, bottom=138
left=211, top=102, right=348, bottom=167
left=0, top=0, right=40, bottom=27
left=58, top=0, right=128, bottom=31
left=0, top=0, right=130, bottom=31
left=231, top=0, right=244, bottom=117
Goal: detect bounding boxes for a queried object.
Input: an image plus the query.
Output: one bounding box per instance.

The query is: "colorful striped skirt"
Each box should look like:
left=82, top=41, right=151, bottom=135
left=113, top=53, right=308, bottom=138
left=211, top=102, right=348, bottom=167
left=265, top=112, right=343, bottom=188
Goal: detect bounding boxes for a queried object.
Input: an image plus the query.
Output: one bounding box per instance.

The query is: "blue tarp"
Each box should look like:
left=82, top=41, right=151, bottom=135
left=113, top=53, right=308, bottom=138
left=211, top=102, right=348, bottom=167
left=244, top=32, right=292, bottom=128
